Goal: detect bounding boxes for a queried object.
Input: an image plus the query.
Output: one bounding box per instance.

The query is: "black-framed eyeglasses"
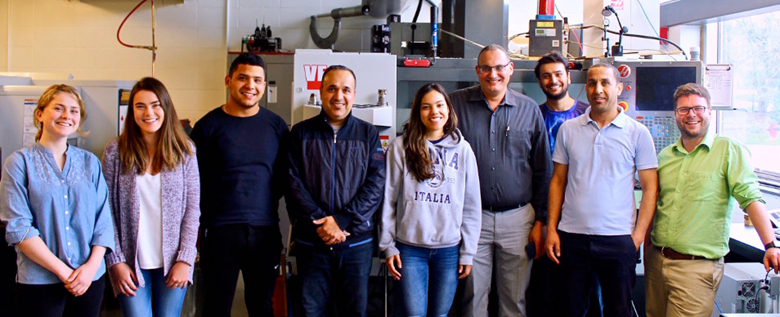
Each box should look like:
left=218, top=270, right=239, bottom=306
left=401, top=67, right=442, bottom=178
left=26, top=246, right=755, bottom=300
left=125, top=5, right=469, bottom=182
left=675, top=106, right=708, bottom=115
left=477, top=62, right=512, bottom=73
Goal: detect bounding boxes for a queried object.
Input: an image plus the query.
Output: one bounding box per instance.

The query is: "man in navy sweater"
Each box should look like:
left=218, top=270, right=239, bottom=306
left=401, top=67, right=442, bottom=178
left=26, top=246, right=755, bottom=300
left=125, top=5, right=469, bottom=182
left=287, top=65, right=386, bottom=316
left=190, top=53, right=289, bottom=317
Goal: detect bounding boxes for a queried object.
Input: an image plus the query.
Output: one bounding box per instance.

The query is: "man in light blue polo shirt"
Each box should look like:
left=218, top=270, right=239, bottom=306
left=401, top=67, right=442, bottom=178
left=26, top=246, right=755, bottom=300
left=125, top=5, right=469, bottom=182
left=545, top=63, right=658, bottom=317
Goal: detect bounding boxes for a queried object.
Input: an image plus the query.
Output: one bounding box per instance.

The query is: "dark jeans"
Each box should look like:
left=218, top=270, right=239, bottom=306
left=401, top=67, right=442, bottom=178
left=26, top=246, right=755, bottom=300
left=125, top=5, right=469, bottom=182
left=1, top=225, right=18, bottom=317
left=557, top=231, right=636, bottom=317
left=17, top=274, right=106, bottom=317
left=200, top=224, right=282, bottom=317
left=296, top=240, right=374, bottom=317
left=527, top=257, right=604, bottom=317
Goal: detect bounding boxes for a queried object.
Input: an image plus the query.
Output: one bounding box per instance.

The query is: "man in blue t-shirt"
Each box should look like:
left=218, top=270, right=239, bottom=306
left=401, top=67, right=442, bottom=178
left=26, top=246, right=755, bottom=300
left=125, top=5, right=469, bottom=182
left=534, top=51, right=589, bottom=154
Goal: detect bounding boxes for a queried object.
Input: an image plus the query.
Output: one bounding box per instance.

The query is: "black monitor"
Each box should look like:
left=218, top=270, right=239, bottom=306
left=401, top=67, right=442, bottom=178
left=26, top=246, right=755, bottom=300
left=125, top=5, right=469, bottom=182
left=635, top=66, right=698, bottom=111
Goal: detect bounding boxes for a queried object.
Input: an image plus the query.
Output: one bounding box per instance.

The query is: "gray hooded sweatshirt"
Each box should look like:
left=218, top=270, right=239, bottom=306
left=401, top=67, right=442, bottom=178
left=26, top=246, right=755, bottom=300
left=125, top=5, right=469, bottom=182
left=379, top=129, right=482, bottom=265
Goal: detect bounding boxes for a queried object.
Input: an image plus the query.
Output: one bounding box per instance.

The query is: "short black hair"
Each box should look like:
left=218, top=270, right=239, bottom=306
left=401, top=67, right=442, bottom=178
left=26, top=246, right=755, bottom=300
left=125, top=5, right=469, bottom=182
left=589, top=63, right=620, bottom=83
left=320, top=65, right=357, bottom=91
left=534, top=51, right=569, bottom=79
left=229, top=53, right=266, bottom=77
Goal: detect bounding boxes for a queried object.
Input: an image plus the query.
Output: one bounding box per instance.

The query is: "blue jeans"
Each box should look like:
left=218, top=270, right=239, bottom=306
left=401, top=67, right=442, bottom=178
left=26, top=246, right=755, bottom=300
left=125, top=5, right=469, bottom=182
left=117, top=268, right=188, bottom=317
left=296, top=240, right=374, bottom=317
left=396, top=243, right=459, bottom=317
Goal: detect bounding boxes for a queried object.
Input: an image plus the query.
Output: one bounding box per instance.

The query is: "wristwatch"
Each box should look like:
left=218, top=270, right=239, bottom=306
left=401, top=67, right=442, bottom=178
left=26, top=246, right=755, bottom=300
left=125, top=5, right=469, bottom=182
left=765, top=240, right=780, bottom=251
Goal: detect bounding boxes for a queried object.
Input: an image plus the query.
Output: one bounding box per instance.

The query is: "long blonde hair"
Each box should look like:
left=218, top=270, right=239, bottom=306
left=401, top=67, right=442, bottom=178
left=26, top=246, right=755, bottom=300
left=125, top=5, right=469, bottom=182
left=33, top=84, right=89, bottom=141
left=117, top=77, right=192, bottom=175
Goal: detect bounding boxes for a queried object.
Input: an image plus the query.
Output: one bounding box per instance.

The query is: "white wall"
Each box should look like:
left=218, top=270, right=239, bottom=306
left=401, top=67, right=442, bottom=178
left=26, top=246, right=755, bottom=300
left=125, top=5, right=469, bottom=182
left=1, top=0, right=227, bottom=122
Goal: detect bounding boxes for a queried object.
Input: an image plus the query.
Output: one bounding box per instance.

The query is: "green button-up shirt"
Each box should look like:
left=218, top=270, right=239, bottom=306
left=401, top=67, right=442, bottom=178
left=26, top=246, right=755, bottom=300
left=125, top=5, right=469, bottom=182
left=652, top=132, right=764, bottom=259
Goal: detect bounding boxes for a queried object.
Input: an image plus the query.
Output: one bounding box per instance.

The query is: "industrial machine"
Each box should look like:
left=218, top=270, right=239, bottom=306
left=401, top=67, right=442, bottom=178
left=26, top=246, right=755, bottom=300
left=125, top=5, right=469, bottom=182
left=292, top=49, right=398, bottom=151
left=0, top=75, right=133, bottom=163
left=712, top=263, right=780, bottom=316
left=610, top=59, right=704, bottom=153
left=242, top=24, right=282, bottom=53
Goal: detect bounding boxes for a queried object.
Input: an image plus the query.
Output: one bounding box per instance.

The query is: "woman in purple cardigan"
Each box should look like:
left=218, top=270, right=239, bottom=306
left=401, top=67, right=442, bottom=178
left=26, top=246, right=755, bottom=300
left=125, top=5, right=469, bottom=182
left=102, top=77, right=200, bottom=317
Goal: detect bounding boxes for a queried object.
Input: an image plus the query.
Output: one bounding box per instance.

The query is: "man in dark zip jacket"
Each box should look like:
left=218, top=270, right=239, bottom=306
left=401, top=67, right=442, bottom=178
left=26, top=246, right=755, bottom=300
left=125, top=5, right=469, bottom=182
left=287, top=65, right=386, bottom=317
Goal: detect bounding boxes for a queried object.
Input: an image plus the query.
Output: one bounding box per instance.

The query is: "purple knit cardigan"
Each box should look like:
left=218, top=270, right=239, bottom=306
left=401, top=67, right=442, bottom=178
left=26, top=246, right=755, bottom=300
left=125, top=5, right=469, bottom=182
left=101, top=139, right=200, bottom=287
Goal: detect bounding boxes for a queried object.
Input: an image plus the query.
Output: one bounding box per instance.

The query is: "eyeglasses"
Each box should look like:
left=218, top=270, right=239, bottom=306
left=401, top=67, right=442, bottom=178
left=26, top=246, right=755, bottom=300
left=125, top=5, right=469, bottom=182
left=477, top=62, right=512, bottom=73
left=675, top=106, right=708, bottom=115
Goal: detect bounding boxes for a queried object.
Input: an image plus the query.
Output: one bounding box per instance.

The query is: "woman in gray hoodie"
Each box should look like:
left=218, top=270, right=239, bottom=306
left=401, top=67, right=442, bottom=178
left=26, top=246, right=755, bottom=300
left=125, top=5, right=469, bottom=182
left=380, top=83, right=482, bottom=316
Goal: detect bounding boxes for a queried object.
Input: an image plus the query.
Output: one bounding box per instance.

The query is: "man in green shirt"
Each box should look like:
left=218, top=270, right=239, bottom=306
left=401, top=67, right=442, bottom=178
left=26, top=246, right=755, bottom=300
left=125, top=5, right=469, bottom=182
left=645, top=83, right=780, bottom=317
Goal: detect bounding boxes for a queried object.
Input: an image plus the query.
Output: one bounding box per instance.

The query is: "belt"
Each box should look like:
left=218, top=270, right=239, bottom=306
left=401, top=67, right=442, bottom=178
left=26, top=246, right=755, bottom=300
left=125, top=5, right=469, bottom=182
left=485, top=203, right=525, bottom=212
left=655, top=245, right=706, bottom=260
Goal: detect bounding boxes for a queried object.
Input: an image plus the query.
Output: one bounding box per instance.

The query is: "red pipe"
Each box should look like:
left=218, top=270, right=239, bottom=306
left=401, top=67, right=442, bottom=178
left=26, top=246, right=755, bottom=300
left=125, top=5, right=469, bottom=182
left=539, top=0, right=554, bottom=16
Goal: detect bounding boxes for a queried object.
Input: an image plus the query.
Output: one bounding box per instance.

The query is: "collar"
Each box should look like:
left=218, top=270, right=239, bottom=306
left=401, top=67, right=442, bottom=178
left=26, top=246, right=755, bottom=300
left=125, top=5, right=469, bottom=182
left=672, top=131, right=715, bottom=154
left=580, top=106, right=627, bottom=128
left=317, top=109, right=353, bottom=128
left=467, top=85, right=519, bottom=109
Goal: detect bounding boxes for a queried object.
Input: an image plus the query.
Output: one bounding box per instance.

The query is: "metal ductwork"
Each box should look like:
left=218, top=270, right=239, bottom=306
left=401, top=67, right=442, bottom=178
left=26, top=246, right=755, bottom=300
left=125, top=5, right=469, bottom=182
left=310, top=0, right=408, bottom=48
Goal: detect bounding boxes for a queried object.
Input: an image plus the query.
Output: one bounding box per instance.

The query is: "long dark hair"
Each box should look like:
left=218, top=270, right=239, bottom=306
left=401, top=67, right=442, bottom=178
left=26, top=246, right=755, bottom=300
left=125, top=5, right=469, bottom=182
left=118, top=77, right=192, bottom=175
left=403, top=83, right=459, bottom=182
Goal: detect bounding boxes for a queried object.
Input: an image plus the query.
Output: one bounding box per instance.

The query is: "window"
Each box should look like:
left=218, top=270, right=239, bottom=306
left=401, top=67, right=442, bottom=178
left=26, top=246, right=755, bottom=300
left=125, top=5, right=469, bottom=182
left=708, top=10, right=780, bottom=176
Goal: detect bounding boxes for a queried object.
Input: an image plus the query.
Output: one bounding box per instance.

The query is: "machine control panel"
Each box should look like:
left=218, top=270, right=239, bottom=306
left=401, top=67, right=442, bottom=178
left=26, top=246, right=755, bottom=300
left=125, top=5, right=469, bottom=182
left=609, top=59, right=703, bottom=153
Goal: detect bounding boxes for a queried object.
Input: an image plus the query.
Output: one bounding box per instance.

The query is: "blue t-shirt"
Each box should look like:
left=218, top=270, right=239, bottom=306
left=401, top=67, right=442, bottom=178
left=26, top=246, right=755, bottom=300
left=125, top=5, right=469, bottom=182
left=539, top=100, right=590, bottom=153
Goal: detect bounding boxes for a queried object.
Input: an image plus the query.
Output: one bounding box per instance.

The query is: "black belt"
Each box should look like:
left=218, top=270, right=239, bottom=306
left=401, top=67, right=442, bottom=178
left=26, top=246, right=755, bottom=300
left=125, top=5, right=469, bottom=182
left=485, top=203, right=525, bottom=212
left=655, top=245, right=706, bottom=260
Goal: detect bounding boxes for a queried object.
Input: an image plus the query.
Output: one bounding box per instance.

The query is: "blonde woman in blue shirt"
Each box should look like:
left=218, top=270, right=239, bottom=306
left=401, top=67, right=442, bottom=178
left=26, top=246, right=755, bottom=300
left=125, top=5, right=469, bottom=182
left=0, top=84, right=115, bottom=317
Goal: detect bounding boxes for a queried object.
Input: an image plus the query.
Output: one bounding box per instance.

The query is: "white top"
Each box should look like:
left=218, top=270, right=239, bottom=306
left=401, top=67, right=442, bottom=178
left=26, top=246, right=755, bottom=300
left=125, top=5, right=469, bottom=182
left=137, top=172, right=163, bottom=269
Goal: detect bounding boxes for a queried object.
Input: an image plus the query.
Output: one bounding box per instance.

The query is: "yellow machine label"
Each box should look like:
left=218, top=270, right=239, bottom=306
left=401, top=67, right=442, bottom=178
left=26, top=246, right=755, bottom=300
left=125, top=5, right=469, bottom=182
left=537, top=21, right=554, bottom=28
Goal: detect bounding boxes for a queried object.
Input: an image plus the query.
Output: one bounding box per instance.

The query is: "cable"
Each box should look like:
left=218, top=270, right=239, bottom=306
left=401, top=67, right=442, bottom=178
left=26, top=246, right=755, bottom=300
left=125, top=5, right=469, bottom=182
left=570, top=26, right=584, bottom=54
left=554, top=4, right=584, bottom=54
left=117, top=0, right=157, bottom=76
left=571, top=24, right=688, bottom=59
left=634, top=0, right=672, bottom=54
left=509, top=32, right=528, bottom=41
left=412, top=0, right=423, bottom=23
left=439, top=29, right=485, bottom=49
left=715, top=300, right=723, bottom=314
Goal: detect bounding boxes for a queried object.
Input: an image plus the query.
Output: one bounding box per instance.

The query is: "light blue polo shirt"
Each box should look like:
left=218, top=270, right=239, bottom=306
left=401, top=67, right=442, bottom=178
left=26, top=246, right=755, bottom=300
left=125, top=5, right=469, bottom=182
left=552, top=107, right=657, bottom=235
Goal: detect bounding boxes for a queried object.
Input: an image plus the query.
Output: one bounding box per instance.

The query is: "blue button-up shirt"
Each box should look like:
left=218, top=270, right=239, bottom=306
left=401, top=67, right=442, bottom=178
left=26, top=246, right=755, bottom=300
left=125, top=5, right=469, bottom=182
left=0, top=143, right=114, bottom=284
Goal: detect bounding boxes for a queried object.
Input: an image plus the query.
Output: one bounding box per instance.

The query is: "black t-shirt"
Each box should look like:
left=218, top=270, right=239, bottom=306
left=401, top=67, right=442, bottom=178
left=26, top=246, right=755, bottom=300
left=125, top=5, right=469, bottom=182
left=190, top=106, right=289, bottom=227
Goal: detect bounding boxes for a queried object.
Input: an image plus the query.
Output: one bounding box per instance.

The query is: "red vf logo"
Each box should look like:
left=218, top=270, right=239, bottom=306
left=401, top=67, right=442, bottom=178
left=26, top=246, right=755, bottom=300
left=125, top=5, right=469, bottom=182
left=304, top=64, right=328, bottom=90
left=617, top=64, right=631, bottom=78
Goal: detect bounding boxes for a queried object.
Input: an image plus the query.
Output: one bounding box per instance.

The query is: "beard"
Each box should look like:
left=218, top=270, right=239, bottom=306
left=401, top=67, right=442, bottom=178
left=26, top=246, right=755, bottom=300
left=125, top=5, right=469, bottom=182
left=543, top=86, right=568, bottom=101
left=677, top=120, right=710, bottom=139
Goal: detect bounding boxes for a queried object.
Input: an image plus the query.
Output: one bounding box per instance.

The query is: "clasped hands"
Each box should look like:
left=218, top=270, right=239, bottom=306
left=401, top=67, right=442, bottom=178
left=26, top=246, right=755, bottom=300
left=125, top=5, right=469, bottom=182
left=313, top=216, right=349, bottom=245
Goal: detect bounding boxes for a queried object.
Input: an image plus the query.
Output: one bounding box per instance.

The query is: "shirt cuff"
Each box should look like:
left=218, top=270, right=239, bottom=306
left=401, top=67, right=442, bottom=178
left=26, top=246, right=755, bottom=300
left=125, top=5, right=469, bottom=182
left=459, top=254, right=474, bottom=266
left=176, top=247, right=198, bottom=266
left=105, top=251, right=125, bottom=267
left=384, top=246, right=399, bottom=259
left=6, top=226, right=40, bottom=245
left=332, top=214, right=351, bottom=232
